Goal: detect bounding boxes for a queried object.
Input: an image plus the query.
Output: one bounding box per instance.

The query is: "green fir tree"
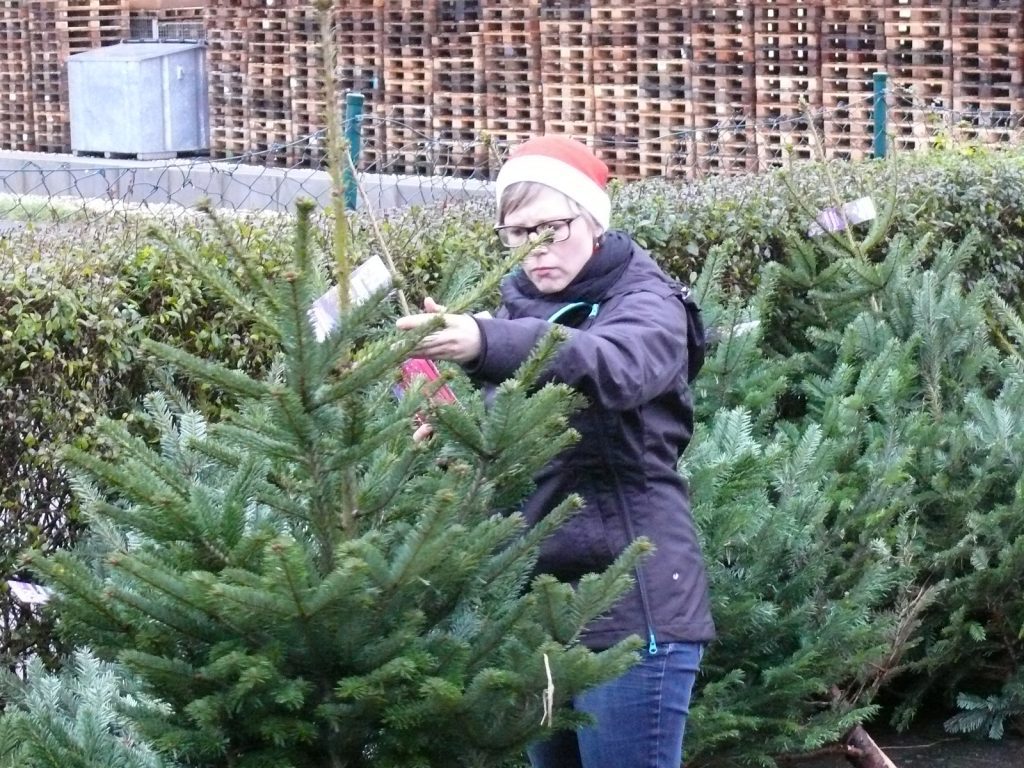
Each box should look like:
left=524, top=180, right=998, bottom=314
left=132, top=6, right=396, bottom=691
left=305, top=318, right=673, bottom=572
left=19, top=195, right=647, bottom=768
left=682, top=239, right=932, bottom=766
left=0, top=651, right=174, bottom=768
left=734, top=195, right=1024, bottom=749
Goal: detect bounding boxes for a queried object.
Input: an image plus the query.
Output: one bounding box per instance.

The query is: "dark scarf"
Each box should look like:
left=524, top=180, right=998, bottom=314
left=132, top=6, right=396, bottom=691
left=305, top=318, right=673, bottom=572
left=509, top=230, right=634, bottom=305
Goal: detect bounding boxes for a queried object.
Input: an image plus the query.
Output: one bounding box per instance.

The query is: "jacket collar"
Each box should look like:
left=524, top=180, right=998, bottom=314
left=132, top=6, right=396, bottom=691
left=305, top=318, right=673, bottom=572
left=505, top=229, right=635, bottom=306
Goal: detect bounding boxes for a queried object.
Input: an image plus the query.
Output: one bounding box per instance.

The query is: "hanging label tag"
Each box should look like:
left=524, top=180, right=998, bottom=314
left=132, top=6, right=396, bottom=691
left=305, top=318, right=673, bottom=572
left=807, top=196, right=877, bottom=237
left=308, top=254, right=393, bottom=341
left=8, top=580, right=52, bottom=605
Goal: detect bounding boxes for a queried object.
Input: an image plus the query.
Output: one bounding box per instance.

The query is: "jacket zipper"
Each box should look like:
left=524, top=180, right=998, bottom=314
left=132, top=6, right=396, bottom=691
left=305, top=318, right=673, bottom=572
left=577, top=304, right=660, bottom=656
left=600, top=440, right=659, bottom=656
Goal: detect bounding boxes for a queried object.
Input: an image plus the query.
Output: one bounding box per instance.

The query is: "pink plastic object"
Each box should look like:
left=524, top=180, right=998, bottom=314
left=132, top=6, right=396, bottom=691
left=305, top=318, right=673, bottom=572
left=397, top=358, right=458, bottom=405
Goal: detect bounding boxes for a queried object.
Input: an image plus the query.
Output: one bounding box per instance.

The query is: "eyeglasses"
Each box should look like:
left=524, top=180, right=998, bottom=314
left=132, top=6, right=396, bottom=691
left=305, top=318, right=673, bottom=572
left=494, top=216, right=579, bottom=248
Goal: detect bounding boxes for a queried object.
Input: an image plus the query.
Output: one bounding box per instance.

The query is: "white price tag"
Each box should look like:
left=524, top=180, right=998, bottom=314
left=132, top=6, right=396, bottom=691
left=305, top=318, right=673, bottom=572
left=308, top=254, right=393, bottom=341
left=8, top=580, right=52, bottom=605
left=808, top=196, right=877, bottom=237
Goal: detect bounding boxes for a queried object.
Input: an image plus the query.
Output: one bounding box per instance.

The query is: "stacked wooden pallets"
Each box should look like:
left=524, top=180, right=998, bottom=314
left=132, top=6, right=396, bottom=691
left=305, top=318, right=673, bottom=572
left=483, top=1, right=541, bottom=169
left=205, top=0, right=390, bottom=169
left=952, top=1, right=1024, bottom=142
left=690, top=1, right=757, bottom=174
left=333, top=0, right=384, bottom=169
left=286, top=3, right=323, bottom=167
left=379, top=0, right=433, bottom=174
left=753, top=1, right=821, bottom=166
left=24, top=0, right=128, bottom=153
left=540, top=0, right=594, bottom=147
left=430, top=0, right=485, bottom=176
left=25, top=0, right=66, bottom=153
left=885, top=0, right=951, bottom=152
left=245, top=0, right=294, bottom=163
left=591, top=3, right=691, bottom=178
left=205, top=1, right=247, bottom=159
left=820, top=1, right=887, bottom=160
left=6, top=1, right=1024, bottom=179
left=0, top=0, right=34, bottom=151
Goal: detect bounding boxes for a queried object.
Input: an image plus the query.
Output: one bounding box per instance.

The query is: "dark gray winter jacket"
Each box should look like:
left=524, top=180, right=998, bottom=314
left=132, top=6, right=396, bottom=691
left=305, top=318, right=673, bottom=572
left=465, top=231, right=715, bottom=650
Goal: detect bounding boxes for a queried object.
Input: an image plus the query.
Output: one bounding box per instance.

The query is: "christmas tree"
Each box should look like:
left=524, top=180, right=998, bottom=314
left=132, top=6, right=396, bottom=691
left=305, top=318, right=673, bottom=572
left=766, top=205, right=1024, bottom=739
left=0, top=651, right=172, bottom=768
left=681, top=234, right=933, bottom=766
left=682, top=178, right=1024, bottom=764
left=18, top=195, right=648, bottom=767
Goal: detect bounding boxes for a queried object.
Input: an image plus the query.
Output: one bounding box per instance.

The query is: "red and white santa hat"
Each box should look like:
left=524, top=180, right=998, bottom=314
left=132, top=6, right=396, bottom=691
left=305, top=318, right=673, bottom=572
left=495, top=136, right=611, bottom=230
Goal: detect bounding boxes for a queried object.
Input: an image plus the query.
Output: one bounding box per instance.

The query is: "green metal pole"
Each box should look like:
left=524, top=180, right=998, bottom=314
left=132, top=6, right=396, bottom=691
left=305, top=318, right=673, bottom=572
left=873, top=71, right=888, bottom=159
left=343, top=92, right=365, bottom=210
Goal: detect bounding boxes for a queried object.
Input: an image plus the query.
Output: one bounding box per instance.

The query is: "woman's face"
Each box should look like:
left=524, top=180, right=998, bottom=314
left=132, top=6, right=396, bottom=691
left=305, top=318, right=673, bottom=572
left=503, top=186, right=600, bottom=294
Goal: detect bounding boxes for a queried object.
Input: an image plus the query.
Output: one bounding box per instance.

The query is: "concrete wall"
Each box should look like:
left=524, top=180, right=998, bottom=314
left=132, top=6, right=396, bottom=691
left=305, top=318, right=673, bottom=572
left=0, top=150, right=493, bottom=217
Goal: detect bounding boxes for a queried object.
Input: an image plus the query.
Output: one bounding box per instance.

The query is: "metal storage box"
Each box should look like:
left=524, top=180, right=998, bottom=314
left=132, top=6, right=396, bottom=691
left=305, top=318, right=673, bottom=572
left=68, top=42, right=209, bottom=158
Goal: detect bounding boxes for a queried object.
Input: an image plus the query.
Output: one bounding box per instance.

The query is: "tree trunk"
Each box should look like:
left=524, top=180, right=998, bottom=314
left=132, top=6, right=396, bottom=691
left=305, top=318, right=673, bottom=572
left=843, top=725, right=898, bottom=768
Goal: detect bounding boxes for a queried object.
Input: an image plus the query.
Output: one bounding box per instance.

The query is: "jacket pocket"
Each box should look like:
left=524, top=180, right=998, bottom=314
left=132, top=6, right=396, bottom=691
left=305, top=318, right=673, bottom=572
left=535, top=479, right=619, bottom=580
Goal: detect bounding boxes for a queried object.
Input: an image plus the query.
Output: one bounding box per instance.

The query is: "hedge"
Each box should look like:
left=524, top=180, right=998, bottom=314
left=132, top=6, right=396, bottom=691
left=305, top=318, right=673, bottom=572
left=0, top=215, right=292, bottom=666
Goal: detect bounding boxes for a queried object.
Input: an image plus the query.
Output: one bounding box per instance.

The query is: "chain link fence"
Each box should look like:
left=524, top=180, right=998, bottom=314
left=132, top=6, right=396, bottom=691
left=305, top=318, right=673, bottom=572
left=3, top=86, right=1023, bottom=238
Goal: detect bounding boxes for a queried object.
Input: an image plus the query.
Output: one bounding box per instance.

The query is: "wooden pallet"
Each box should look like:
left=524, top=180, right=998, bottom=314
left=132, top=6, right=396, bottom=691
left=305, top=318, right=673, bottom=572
left=382, top=0, right=431, bottom=59
left=753, top=1, right=822, bottom=112
left=430, top=92, right=488, bottom=178
left=205, top=2, right=247, bottom=160
left=13, top=0, right=1024, bottom=180
left=366, top=4, right=432, bottom=173
left=0, top=0, right=34, bottom=150
left=287, top=4, right=326, bottom=167
left=334, top=1, right=382, bottom=97
left=753, top=2, right=822, bottom=168
left=951, top=3, right=1024, bottom=121
left=689, top=1, right=758, bottom=175
left=819, top=1, right=886, bottom=161
left=540, top=4, right=595, bottom=141
left=65, top=0, right=127, bottom=48
left=884, top=1, right=952, bottom=152
left=244, top=0, right=293, bottom=167
left=435, top=0, right=481, bottom=60
left=26, top=1, right=68, bottom=153
left=636, top=98, right=695, bottom=179
left=482, top=0, right=541, bottom=163
left=588, top=3, right=686, bottom=177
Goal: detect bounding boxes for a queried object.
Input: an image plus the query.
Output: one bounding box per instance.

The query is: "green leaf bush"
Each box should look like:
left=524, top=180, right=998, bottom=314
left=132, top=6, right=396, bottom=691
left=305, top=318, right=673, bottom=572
left=0, top=218, right=290, bottom=669
left=611, top=146, right=1024, bottom=303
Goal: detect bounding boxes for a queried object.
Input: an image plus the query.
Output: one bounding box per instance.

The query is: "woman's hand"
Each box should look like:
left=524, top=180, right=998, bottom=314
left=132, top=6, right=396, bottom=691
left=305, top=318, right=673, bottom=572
left=412, top=422, right=434, bottom=443
left=396, top=297, right=482, bottom=364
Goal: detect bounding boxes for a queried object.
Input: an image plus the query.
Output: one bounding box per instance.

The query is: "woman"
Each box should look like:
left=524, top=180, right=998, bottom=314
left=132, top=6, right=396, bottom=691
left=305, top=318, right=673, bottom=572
left=397, top=136, right=714, bottom=768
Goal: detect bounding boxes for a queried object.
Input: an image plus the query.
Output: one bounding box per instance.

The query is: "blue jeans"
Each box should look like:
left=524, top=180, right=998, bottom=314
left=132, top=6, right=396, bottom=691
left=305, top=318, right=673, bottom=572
left=528, top=642, right=703, bottom=768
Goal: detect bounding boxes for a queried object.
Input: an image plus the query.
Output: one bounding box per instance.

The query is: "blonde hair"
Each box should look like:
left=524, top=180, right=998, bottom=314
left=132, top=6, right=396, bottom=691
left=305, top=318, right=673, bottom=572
left=498, top=181, right=604, bottom=235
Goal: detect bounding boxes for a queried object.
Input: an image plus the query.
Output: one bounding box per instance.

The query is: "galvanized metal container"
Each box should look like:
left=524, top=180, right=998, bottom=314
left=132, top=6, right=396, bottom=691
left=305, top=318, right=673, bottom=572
left=68, top=41, right=209, bottom=159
